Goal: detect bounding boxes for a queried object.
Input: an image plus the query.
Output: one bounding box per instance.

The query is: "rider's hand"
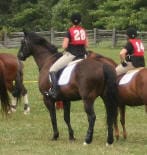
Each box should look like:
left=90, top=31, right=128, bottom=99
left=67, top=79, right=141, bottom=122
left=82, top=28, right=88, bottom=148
left=121, top=60, right=127, bottom=67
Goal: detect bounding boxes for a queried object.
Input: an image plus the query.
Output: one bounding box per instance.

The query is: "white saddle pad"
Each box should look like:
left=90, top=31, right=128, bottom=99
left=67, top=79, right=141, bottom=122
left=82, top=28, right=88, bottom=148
left=58, top=59, right=82, bottom=85
left=119, top=68, right=143, bottom=85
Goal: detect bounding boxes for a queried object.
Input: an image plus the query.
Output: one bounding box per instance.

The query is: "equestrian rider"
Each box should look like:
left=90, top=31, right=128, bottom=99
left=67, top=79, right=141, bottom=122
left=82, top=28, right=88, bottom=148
left=47, top=12, right=89, bottom=98
left=116, top=27, right=145, bottom=76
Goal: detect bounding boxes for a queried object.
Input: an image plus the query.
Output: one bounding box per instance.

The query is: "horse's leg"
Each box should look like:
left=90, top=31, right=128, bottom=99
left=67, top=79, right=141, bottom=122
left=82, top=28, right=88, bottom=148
left=63, top=101, right=75, bottom=141
left=83, top=98, right=96, bottom=145
left=44, top=96, right=59, bottom=140
left=21, top=85, right=30, bottom=115
left=9, top=95, right=17, bottom=113
left=103, top=98, right=115, bottom=146
left=120, top=105, right=127, bottom=139
left=114, top=108, right=120, bottom=140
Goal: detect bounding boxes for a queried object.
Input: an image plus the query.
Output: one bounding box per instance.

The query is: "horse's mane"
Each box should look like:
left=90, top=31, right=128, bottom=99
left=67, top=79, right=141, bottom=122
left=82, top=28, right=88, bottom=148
left=26, top=32, right=58, bottom=54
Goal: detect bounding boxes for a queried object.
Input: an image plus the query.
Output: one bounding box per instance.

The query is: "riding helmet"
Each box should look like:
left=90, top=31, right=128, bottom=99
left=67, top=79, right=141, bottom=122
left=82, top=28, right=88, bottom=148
left=126, top=27, right=137, bottom=39
left=71, top=13, right=81, bottom=25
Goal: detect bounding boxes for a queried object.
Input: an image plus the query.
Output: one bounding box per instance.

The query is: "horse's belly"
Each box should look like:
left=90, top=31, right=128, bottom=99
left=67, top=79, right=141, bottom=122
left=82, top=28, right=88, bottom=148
left=118, top=87, right=143, bottom=106
left=122, top=99, right=143, bottom=106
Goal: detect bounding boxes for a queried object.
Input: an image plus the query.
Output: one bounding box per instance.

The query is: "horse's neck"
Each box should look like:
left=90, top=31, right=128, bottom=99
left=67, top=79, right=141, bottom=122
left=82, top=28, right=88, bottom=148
left=32, top=49, right=53, bottom=70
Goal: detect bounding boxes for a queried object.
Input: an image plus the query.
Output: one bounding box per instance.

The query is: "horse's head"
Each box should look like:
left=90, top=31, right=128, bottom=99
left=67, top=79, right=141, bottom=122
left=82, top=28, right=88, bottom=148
left=17, top=31, right=32, bottom=61
left=18, top=31, right=59, bottom=61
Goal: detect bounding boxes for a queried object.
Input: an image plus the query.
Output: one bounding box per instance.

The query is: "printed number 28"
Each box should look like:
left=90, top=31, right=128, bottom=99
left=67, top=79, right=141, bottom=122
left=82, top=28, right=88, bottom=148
left=74, top=30, right=86, bottom=40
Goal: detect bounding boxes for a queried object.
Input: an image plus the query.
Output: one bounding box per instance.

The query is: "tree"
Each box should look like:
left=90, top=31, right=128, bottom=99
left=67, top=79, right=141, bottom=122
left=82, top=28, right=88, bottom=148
left=90, top=0, right=147, bottom=30
left=51, top=0, right=97, bottom=30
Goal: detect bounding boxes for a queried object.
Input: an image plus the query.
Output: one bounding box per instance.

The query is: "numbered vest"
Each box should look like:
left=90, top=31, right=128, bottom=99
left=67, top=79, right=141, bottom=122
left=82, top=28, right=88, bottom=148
left=69, top=26, right=86, bottom=45
left=129, top=39, right=144, bottom=56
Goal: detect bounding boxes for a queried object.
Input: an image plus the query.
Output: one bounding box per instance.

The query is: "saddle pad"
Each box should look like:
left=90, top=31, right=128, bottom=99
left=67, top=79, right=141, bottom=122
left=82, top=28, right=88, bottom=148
left=119, top=68, right=143, bottom=85
left=58, top=59, right=82, bottom=85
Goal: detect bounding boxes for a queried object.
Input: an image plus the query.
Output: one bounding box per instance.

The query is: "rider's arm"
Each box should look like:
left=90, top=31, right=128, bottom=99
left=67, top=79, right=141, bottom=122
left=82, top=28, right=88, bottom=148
left=120, top=48, right=127, bottom=62
left=85, top=37, right=89, bottom=48
left=62, top=31, right=70, bottom=50
left=62, top=37, right=69, bottom=50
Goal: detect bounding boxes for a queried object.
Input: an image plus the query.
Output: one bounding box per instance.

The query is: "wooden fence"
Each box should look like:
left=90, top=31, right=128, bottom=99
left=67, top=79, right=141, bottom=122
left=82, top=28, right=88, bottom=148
left=0, top=28, right=147, bottom=48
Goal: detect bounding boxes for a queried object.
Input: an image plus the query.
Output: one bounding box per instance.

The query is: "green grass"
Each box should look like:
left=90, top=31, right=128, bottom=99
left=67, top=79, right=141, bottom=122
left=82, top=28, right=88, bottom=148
left=0, top=47, right=147, bottom=155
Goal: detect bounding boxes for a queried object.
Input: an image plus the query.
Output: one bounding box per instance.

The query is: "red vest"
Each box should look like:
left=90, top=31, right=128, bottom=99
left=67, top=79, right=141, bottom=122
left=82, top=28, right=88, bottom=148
left=69, top=26, right=87, bottom=45
left=129, top=39, right=144, bottom=56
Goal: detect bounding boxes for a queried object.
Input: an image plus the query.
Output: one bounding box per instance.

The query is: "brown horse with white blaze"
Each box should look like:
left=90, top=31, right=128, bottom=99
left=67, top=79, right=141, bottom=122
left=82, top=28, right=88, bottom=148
left=17, top=31, right=118, bottom=145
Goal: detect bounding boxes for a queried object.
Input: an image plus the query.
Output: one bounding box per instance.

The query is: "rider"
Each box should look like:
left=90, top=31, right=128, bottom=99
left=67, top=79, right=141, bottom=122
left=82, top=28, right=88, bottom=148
left=47, top=12, right=89, bottom=98
left=116, top=27, right=145, bottom=76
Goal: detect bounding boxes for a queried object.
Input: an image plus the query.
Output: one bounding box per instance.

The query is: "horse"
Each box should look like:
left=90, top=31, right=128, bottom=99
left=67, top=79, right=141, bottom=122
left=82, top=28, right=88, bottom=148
left=0, top=53, right=30, bottom=115
left=88, top=51, right=147, bottom=139
left=17, top=31, right=118, bottom=146
left=0, top=61, right=10, bottom=115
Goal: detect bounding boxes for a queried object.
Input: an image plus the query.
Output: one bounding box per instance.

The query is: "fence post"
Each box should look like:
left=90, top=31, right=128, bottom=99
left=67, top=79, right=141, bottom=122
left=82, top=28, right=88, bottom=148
left=50, top=28, right=54, bottom=44
left=112, top=28, right=116, bottom=48
left=3, top=31, right=8, bottom=47
left=93, top=28, right=97, bottom=45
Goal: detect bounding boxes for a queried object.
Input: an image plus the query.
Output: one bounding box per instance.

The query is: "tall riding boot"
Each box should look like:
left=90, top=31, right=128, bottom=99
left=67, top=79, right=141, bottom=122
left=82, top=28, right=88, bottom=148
left=48, top=72, right=58, bottom=98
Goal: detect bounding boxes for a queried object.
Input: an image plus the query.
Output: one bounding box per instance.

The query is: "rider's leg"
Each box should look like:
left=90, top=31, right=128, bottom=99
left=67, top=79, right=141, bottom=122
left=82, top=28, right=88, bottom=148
left=47, top=52, right=75, bottom=98
left=116, top=62, right=135, bottom=76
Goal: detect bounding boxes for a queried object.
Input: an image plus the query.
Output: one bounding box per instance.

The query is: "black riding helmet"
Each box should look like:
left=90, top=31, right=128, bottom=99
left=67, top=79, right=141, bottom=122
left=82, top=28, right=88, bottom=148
left=126, top=27, right=137, bottom=39
left=71, top=13, right=81, bottom=25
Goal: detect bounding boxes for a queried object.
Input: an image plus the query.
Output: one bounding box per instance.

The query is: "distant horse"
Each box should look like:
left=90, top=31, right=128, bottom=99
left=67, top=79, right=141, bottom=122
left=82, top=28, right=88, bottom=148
left=89, top=51, right=147, bottom=139
left=17, top=31, right=118, bottom=145
left=0, top=53, right=30, bottom=114
left=0, top=60, right=10, bottom=115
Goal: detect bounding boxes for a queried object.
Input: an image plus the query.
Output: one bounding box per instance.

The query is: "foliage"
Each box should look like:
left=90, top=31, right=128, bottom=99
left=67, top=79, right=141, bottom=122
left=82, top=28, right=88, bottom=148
left=0, top=0, right=146, bottom=32
left=90, top=0, right=147, bottom=30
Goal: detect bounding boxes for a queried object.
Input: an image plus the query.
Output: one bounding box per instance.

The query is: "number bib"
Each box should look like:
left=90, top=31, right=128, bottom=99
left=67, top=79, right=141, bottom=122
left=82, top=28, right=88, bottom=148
left=129, top=39, right=144, bottom=56
left=69, top=26, right=86, bottom=45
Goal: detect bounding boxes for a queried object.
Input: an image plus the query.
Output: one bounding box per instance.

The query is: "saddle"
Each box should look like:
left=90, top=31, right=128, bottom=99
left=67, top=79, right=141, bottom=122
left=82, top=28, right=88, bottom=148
left=57, top=59, right=83, bottom=85
left=118, top=67, right=144, bottom=85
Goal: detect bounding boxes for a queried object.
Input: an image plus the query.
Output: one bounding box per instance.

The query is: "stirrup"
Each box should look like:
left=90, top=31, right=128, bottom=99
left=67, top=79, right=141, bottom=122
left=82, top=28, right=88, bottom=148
left=45, top=88, right=58, bottom=98
left=44, top=88, right=52, bottom=96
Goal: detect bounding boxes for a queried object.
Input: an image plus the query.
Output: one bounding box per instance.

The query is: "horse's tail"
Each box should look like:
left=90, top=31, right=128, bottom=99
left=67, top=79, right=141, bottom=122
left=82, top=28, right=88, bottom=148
left=103, top=64, right=118, bottom=132
left=0, top=63, right=10, bottom=115
left=12, top=60, right=23, bottom=102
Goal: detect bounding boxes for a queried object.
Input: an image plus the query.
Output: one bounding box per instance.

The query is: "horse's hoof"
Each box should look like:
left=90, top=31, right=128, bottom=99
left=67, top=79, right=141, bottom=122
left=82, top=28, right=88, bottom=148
left=8, top=110, right=12, bottom=114
left=51, top=137, right=58, bottom=141
left=123, top=134, right=127, bottom=139
left=115, top=135, right=119, bottom=141
left=69, top=137, right=76, bottom=141
left=83, top=142, right=88, bottom=146
left=11, top=106, right=16, bottom=112
left=51, top=133, right=59, bottom=141
left=106, top=142, right=113, bottom=147
left=24, top=107, right=30, bottom=115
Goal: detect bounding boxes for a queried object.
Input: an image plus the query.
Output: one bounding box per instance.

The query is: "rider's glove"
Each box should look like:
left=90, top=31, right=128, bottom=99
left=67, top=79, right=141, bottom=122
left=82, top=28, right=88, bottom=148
left=121, top=60, right=127, bottom=67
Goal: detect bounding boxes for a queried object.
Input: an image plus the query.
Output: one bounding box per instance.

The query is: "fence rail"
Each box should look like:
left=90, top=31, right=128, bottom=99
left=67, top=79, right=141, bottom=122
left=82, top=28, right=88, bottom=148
left=0, top=29, right=147, bottom=48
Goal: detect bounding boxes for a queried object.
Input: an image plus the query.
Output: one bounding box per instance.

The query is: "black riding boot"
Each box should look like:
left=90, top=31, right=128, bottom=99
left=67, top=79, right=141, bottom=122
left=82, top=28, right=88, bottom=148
left=48, top=72, right=58, bottom=98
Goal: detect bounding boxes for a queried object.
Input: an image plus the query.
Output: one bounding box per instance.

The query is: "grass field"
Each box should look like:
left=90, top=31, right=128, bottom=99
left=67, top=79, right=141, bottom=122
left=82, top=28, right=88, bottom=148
left=0, top=46, right=147, bottom=155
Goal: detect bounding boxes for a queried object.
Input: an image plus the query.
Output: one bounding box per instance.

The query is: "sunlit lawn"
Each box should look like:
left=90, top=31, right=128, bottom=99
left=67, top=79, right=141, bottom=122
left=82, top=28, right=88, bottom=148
left=0, top=46, right=147, bottom=155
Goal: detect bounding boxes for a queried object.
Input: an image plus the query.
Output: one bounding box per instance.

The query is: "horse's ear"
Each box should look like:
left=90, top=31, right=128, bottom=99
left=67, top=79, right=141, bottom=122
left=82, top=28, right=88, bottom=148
left=23, top=28, right=28, bottom=37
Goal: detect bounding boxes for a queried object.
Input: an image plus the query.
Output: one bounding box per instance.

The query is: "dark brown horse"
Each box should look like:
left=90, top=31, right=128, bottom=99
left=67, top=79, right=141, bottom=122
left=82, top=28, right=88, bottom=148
left=17, top=31, right=118, bottom=145
left=0, top=53, right=30, bottom=115
left=89, top=51, right=147, bottom=139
